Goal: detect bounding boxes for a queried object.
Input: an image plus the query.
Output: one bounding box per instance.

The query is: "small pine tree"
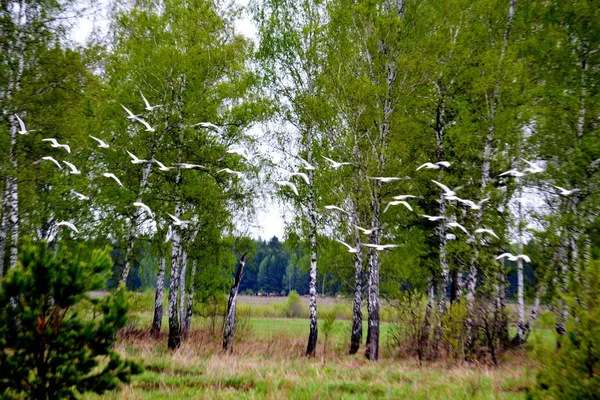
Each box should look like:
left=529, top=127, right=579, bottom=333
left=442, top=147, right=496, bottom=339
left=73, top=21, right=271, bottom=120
left=528, top=261, right=600, bottom=399
left=0, top=240, right=141, bottom=400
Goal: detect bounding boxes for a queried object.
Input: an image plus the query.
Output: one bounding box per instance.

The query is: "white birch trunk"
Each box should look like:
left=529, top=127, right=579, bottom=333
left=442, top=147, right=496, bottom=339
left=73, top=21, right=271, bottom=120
left=150, top=256, right=166, bottom=337
left=183, top=260, right=197, bottom=337
left=223, top=255, right=246, bottom=352
left=179, top=247, right=188, bottom=331
left=305, top=128, right=319, bottom=357
left=515, top=178, right=525, bottom=344
left=167, top=182, right=183, bottom=349
left=349, top=210, right=364, bottom=355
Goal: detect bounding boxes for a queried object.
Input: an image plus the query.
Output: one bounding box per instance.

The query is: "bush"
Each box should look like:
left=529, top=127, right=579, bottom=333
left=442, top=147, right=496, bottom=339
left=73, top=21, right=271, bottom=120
left=285, top=290, right=303, bottom=318
left=0, top=240, right=141, bottom=399
left=528, top=262, right=600, bottom=399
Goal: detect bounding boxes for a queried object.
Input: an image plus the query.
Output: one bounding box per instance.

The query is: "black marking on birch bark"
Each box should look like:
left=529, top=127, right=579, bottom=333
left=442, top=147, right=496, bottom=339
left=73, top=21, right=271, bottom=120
left=183, top=260, right=197, bottom=338
left=305, top=160, right=319, bottom=357
left=223, top=254, right=247, bottom=352
left=151, top=256, right=166, bottom=337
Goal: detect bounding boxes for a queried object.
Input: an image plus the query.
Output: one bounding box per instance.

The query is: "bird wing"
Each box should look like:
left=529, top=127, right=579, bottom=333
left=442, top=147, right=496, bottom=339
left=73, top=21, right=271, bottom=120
left=322, top=156, right=336, bottom=165
left=551, top=184, right=567, bottom=192
left=167, top=213, right=181, bottom=223
left=383, top=203, right=392, bottom=213
left=516, top=255, right=531, bottom=263
left=277, top=181, right=298, bottom=196
left=15, top=114, right=26, bottom=131
left=291, top=172, right=310, bottom=185
left=141, top=92, right=151, bottom=108
left=362, top=244, right=378, bottom=248
left=58, top=221, right=79, bottom=233
left=299, top=157, right=316, bottom=170
left=416, top=162, right=433, bottom=171
left=90, top=135, right=108, bottom=147
left=121, top=104, right=136, bottom=118
left=431, top=180, right=452, bottom=193
left=336, top=239, right=353, bottom=251
left=63, top=161, right=78, bottom=173
left=42, top=157, right=62, bottom=170
left=520, top=158, right=537, bottom=168
left=498, top=170, right=516, bottom=177
left=133, top=116, right=153, bottom=131
left=399, top=201, right=413, bottom=211
left=495, top=253, right=513, bottom=260
left=42, top=138, right=58, bottom=145
left=436, top=161, right=451, bottom=167
left=380, top=244, right=400, bottom=249
left=62, top=144, right=71, bottom=153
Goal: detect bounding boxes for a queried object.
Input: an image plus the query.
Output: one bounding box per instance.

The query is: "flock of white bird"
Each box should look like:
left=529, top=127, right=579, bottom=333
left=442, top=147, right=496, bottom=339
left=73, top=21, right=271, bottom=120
left=14, top=97, right=581, bottom=265
left=15, top=92, right=247, bottom=237
left=275, top=151, right=580, bottom=266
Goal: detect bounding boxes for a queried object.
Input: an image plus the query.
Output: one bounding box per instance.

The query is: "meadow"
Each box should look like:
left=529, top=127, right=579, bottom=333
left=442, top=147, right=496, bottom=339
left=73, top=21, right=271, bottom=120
left=83, top=294, right=551, bottom=399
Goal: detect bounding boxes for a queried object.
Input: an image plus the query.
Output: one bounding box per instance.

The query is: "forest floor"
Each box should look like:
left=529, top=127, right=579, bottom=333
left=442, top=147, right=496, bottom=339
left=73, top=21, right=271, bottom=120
left=84, top=295, right=551, bottom=399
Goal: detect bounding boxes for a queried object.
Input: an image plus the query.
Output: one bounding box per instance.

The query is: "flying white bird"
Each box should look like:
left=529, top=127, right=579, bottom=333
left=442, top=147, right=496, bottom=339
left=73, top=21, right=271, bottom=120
left=448, top=222, right=469, bottom=235
left=126, top=150, right=148, bottom=164
left=133, top=116, right=156, bottom=132
left=173, top=163, right=206, bottom=170
left=90, top=135, right=109, bottom=148
left=416, top=161, right=451, bottom=171
left=354, top=225, right=378, bottom=235
left=324, top=205, right=349, bottom=214
left=495, top=253, right=531, bottom=263
left=498, top=169, right=525, bottom=177
left=56, top=221, right=79, bottom=233
left=42, top=138, right=71, bottom=153
left=323, top=156, right=353, bottom=169
left=363, top=243, right=401, bottom=251
left=140, top=92, right=163, bottom=111
left=41, top=156, right=62, bottom=170
left=551, top=185, right=580, bottom=196
left=474, top=228, right=500, bottom=239
left=521, top=158, right=544, bottom=174
left=102, top=172, right=123, bottom=187
left=152, top=159, right=171, bottom=171
left=369, top=176, right=406, bottom=183
left=288, top=171, right=310, bottom=185
left=458, top=197, right=490, bottom=210
left=192, top=122, right=221, bottom=133
left=276, top=180, right=299, bottom=196
left=336, top=239, right=359, bottom=253
left=121, top=104, right=139, bottom=120
left=218, top=168, right=244, bottom=178
left=392, top=194, right=420, bottom=200
left=133, top=201, right=154, bottom=218
left=72, top=190, right=89, bottom=200
left=420, top=214, right=446, bottom=221
left=63, top=161, right=81, bottom=175
left=226, top=148, right=250, bottom=160
left=15, top=114, right=31, bottom=134
left=167, top=213, right=190, bottom=227
left=383, top=201, right=413, bottom=213
left=431, top=180, right=460, bottom=197
left=299, top=157, right=316, bottom=171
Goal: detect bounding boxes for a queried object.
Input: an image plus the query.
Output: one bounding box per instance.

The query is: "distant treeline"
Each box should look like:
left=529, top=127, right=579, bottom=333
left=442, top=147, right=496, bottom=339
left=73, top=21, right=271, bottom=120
left=112, top=235, right=535, bottom=300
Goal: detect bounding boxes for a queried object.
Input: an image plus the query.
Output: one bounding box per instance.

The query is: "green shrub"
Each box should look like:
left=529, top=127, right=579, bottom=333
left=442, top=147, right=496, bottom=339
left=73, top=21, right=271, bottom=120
left=0, top=240, right=141, bottom=399
left=286, top=290, right=303, bottom=318
left=528, top=262, right=600, bottom=399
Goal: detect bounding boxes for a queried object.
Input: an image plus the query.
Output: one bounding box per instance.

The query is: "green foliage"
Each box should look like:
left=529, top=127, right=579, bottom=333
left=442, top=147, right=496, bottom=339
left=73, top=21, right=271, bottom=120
left=0, top=240, right=141, bottom=399
left=528, top=262, right=600, bottom=400
left=285, top=290, right=302, bottom=318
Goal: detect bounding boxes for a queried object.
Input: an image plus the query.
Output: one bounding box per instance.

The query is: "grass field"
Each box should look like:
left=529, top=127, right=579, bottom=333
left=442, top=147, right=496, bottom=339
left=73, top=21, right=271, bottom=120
left=86, top=295, right=549, bottom=399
